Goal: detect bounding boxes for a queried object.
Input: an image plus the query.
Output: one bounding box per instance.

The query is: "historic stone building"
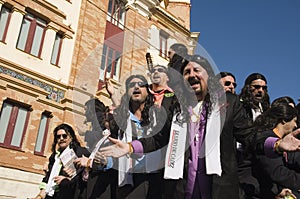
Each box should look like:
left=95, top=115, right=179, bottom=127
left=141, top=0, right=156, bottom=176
left=0, top=0, right=198, bottom=198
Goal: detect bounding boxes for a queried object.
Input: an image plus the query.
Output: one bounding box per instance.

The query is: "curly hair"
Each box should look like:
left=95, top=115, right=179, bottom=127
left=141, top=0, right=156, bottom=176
left=51, top=123, right=81, bottom=153
left=110, top=75, right=154, bottom=132
left=239, top=73, right=270, bottom=115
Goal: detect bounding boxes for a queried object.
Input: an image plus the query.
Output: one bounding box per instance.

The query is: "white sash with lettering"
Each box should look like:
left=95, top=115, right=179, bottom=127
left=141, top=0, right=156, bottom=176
left=164, top=113, right=187, bottom=179
left=205, top=103, right=222, bottom=176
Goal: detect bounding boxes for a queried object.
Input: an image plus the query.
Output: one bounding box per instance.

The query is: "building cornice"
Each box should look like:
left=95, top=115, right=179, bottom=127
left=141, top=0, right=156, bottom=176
left=125, top=0, right=159, bottom=17
left=5, top=0, right=74, bottom=35
left=31, top=0, right=65, bottom=19
left=126, top=0, right=192, bottom=37
left=150, top=6, right=190, bottom=37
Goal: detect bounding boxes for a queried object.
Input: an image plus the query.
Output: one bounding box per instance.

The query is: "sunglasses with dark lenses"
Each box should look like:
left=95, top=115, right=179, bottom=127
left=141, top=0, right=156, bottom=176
left=56, top=134, right=68, bottom=140
left=224, top=81, right=237, bottom=88
left=128, top=81, right=147, bottom=88
left=150, top=68, right=167, bottom=74
left=251, top=85, right=268, bottom=90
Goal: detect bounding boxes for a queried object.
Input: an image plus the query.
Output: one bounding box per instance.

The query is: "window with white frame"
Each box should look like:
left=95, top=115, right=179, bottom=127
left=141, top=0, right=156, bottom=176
left=107, top=0, right=125, bottom=29
left=159, top=30, right=169, bottom=59
left=0, top=100, right=31, bottom=149
left=99, top=44, right=121, bottom=81
left=16, top=13, right=47, bottom=57
left=51, top=33, right=63, bottom=66
left=0, top=6, right=11, bottom=42
left=34, top=112, right=51, bottom=155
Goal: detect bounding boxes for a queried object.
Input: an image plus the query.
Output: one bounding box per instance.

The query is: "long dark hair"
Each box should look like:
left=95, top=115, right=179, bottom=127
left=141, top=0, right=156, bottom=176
left=51, top=123, right=81, bottom=153
left=111, top=75, right=154, bottom=131
left=254, top=103, right=297, bottom=134
left=217, top=71, right=236, bottom=81
left=239, top=73, right=270, bottom=114
left=271, top=96, right=295, bottom=107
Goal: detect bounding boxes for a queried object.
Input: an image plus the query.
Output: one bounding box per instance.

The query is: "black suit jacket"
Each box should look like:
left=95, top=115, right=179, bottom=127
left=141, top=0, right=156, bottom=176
left=209, top=93, right=254, bottom=199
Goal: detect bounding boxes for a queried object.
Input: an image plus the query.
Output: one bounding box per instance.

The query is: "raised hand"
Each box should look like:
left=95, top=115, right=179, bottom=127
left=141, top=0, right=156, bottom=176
left=105, top=78, right=120, bottom=107
left=280, top=128, right=300, bottom=152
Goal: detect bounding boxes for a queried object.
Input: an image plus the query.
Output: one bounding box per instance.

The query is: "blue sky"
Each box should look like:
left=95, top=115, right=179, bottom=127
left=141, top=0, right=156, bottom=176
left=190, top=0, right=300, bottom=103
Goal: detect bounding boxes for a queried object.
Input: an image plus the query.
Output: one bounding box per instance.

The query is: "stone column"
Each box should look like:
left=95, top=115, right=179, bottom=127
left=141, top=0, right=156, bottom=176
left=5, top=8, right=25, bottom=47
left=41, top=24, right=57, bottom=63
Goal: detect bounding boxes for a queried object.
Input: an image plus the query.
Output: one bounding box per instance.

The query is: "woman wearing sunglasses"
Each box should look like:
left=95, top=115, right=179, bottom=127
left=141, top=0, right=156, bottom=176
left=29, top=123, right=90, bottom=199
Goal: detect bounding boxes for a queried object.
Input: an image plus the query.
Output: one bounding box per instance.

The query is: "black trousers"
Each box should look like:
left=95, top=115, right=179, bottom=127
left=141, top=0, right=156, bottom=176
left=116, top=172, right=163, bottom=199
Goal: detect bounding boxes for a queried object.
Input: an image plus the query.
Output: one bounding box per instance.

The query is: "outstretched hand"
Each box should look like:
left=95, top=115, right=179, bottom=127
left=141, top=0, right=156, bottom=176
left=280, top=128, right=300, bottom=152
left=99, top=137, right=130, bottom=158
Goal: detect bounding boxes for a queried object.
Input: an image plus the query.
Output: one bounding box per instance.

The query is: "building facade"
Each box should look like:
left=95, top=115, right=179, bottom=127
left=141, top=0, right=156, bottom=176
left=0, top=0, right=198, bottom=198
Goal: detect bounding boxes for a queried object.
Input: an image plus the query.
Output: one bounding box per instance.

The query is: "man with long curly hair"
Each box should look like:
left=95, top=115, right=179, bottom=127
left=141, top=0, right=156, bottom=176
left=108, top=74, right=165, bottom=199
left=238, top=73, right=270, bottom=198
left=239, top=73, right=270, bottom=120
left=29, top=123, right=90, bottom=199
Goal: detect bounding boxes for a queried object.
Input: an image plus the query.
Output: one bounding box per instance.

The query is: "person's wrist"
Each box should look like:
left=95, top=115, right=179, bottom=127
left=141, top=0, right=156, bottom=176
left=125, top=142, right=133, bottom=158
left=86, top=158, right=92, bottom=168
left=274, top=139, right=283, bottom=154
left=128, top=142, right=133, bottom=155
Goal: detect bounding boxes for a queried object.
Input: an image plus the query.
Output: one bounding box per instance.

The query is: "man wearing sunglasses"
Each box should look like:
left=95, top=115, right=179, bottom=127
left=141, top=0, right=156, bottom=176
left=100, top=69, right=180, bottom=198
left=218, top=71, right=237, bottom=94
left=238, top=72, right=270, bottom=198
left=106, top=65, right=174, bottom=109
left=30, top=123, right=90, bottom=199
left=105, top=74, right=167, bottom=198
left=149, top=65, right=175, bottom=108
left=239, top=73, right=270, bottom=121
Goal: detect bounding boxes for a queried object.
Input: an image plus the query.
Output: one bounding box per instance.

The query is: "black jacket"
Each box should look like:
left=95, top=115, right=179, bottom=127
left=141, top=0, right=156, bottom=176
left=43, top=144, right=90, bottom=199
